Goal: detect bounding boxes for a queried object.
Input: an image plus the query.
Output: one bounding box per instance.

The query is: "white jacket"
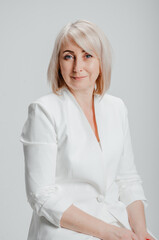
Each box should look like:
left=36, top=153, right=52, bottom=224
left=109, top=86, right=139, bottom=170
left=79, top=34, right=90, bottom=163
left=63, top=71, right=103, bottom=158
left=20, top=86, right=148, bottom=240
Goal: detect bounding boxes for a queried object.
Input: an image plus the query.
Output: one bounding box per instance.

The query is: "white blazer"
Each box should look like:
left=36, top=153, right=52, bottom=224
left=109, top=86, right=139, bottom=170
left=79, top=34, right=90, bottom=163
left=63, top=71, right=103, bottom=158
left=20, top=86, right=148, bottom=240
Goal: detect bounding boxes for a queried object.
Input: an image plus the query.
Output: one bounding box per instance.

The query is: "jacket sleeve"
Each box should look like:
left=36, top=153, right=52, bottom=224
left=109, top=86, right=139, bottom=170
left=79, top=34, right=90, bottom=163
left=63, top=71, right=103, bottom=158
left=115, top=100, right=148, bottom=209
left=20, top=102, right=74, bottom=228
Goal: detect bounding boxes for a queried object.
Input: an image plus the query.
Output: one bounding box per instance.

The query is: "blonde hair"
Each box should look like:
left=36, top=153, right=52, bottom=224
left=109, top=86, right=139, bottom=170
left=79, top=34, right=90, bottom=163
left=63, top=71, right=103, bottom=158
left=47, top=19, right=113, bottom=96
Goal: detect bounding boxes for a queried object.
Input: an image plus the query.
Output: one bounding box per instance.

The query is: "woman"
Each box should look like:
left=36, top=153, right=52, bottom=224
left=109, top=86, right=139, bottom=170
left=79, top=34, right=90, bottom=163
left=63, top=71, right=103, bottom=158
left=20, top=20, right=157, bottom=240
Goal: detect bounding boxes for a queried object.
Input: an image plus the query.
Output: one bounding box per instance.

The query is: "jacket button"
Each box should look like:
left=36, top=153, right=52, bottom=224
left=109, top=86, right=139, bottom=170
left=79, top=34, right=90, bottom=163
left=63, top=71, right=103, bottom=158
left=97, top=194, right=104, bottom=202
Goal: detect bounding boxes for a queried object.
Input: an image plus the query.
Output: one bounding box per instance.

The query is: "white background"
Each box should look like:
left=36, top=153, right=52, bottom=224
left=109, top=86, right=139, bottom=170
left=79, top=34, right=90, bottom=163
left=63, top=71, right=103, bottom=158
left=0, top=0, right=158, bottom=239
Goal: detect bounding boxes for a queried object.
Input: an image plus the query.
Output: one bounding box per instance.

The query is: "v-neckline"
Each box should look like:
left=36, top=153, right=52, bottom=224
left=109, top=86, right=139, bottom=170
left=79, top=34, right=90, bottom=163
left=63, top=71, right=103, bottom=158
left=63, top=87, right=103, bottom=152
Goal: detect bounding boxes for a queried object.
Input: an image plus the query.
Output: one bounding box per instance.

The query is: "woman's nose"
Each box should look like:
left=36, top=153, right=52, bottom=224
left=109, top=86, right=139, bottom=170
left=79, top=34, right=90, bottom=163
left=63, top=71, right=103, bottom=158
left=73, top=58, right=83, bottom=72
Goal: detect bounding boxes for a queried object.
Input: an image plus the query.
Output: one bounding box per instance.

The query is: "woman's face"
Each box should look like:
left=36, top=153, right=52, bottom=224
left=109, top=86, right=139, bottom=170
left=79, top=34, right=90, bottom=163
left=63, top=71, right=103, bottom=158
left=59, top=38, right=100, bottom=92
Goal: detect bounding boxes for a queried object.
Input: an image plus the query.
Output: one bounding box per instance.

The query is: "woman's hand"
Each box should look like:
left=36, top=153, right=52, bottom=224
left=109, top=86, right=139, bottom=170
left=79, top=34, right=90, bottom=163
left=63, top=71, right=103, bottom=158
left=135, top=230, right=155, bottom=240
left=100, top=223, right=138, bottom=240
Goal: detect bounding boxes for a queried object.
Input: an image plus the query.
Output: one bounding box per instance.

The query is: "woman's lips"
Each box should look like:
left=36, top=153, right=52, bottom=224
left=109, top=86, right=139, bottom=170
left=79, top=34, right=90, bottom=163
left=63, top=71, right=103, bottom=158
left=71, top=76, right=87, bottom=80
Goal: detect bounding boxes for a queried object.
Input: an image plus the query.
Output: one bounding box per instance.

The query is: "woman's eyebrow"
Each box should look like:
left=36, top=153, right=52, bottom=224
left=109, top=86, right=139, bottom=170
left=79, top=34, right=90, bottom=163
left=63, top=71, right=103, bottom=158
left=62, top=50, right=86, bottom=54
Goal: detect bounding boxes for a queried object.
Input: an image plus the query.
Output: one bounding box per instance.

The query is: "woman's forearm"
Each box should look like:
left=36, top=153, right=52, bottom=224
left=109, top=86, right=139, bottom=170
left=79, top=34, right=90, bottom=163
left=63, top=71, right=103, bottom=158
left=60, top=203, right=141, bottom=240
left=60, top=204, right=107, bottom=239
left=126, top=200, right=147, bottom=234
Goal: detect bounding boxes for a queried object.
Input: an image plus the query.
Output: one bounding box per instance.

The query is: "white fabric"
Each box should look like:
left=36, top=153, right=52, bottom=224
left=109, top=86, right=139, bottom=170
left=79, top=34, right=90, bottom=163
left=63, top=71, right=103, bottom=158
left=20, top=86, right=153, bottom=240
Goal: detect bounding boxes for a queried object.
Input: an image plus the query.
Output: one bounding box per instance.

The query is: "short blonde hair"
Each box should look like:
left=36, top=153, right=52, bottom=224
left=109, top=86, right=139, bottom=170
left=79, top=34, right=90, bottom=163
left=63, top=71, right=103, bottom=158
left=47, top=19, right=113, bottom=96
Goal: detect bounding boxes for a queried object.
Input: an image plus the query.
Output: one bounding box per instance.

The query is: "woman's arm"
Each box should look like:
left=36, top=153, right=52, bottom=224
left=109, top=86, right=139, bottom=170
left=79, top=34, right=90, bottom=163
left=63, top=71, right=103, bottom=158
left=126, top=200, right=147, bottom=233
left=60, top=203, right=138, bottom=240
left=126, top=200, right=155, bottom=240
left=115, top=100, right=152, bottom=239
left=60, top=204, right=107, bottom=238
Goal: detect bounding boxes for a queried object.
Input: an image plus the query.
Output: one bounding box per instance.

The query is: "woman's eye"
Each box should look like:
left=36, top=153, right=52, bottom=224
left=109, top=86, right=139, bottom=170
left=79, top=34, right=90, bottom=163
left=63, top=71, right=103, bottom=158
left=64, top=55, right=73, bottom=60
left=85, top=54, right=92, bottom=58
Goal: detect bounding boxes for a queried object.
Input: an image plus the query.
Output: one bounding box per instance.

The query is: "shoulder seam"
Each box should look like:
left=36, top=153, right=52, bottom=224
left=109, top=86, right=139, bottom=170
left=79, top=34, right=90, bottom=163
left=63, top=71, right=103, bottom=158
left=28, top=102, right=57, bottom=133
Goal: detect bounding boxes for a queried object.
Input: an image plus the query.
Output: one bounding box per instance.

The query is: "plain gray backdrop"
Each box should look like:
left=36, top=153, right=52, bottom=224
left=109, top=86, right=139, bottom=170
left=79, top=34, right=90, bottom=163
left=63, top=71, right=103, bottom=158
left=0, top=0, right=158, bottom=239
